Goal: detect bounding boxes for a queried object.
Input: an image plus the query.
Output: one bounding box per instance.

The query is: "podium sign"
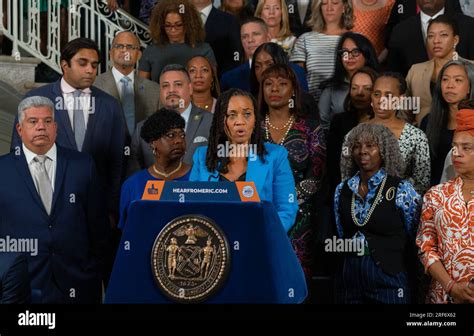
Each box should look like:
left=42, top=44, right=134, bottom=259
left=105, top=182, right=307, bottom=303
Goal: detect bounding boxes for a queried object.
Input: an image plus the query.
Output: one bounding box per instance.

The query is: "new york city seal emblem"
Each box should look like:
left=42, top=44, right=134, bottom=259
left=151, top=215, right=230, bottom=303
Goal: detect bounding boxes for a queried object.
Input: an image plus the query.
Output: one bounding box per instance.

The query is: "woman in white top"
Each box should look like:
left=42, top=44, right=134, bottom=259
left=255, top=0, right=297, bottom=55
left=290, top=0, right=354, bottom=103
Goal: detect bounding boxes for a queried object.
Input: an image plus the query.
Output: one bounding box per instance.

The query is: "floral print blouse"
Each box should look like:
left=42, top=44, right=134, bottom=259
left=416, top=176, right=474, bottom=303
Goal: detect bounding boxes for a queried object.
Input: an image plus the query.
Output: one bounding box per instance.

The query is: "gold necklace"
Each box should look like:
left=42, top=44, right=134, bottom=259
left=351, top=176, right=387, bottom=227
left=152, top=161, right=182, bottom=178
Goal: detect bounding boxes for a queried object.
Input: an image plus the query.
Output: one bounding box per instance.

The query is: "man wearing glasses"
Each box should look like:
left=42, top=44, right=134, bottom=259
left=94, top=31, right=161, bottom=138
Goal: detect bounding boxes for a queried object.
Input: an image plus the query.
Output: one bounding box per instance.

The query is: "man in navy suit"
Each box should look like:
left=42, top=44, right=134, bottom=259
left=220, top=18, right=308, bottom=92
left=1, top=96, right=109, bottom=303
left=192, top=0, right=243, bottom=77
left=11, top=38, right=126, bottom=223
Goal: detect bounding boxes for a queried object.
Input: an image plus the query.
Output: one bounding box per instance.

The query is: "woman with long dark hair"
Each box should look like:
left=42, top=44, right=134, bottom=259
left=421, top=60, right=474, bottom=185
left=190, top=88, right=298, bottom=231
left=319, top=32, right=380, bottom=131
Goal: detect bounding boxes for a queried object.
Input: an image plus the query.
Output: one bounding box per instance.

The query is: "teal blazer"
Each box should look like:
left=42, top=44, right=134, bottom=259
left=190, top=143, right=298, bottom=232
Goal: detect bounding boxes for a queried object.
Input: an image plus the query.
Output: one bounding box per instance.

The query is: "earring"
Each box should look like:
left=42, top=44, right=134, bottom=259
left=453, top=45, right=459, bottom=61
left=152, top=146, right=156, bottom=156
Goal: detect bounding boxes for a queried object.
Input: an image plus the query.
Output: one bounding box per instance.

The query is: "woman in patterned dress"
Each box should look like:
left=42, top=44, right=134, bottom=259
left=416, top=105, right=474, bottom=304
left=366, top=72, right=431, bottom=195
left=259, top=63, right=326, bottom=279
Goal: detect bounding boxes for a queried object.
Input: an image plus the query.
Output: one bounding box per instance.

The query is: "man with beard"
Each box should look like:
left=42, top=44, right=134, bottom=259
left=128, top=64, right=212, bottom=175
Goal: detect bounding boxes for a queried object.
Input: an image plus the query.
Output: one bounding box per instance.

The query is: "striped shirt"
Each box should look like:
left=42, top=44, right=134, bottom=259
left=290, top=32, right=341, bottom=102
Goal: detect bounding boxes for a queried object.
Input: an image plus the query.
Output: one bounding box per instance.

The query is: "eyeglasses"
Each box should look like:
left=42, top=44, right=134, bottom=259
left=164, top=22, right=184, bottom=30
left=338, top=48, right=362, bottom=59
left=112, top=44, right=140, bottom=50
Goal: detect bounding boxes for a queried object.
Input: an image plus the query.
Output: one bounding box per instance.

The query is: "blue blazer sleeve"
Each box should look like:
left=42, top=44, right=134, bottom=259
left=189, top=146, right=207, bottom=181
left=271, top=146, right=298, bottom=232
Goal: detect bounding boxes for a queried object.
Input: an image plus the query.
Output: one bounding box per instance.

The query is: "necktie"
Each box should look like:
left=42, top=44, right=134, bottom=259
left=200, top=12, right=206, bottom=26
left=120, top=77, right=135, bottom=135
left=33, top=155, right=53, bottom=215
left=73, top=90, right=86, bottom=151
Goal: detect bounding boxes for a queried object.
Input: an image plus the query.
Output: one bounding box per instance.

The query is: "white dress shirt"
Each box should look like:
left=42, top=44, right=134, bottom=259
left=200, top=3, right=213, bottom=25
left=60, top=77, right=93, bottom=128
left=420, top=8, right=445, bottom=40
left=112, top=67, right=135, bottom=100
left=297, top=0, right=310, bottom=24
left=23, top=143, right=57, bottom=191
left=181, top=103, right=192, bottom=131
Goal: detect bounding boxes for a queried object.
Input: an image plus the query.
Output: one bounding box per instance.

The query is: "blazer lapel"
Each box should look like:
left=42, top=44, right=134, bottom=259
left=82, top=88, right=102, bottom=152
left=422, top=60, right=434, bottom=100
left=105, top=70, right=120, bottom=100
left=51, top=147, right=67, bottom=213
left=134, top=75, right=147, bottom=123
left=14, top=151, right=49, bottom=215
left=245, top=149, right=269, bottom=196
left=53, top=81, right=76, bottom=149
left=185, top=105, right=202, bottom=146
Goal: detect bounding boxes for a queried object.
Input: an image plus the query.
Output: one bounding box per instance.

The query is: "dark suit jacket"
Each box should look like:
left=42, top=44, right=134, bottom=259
left=205, top=7, right=243, bottom=76
left=0, top=253, right=31, bottom=304
left=286, top=0, right=313, bottom=37
left=387, top=10, right=474, bottom=76
left=220, top=61, right=309, bottom=92
left=127, top=104, right=213, bottom=176
left=11, top=80, right=126, bottom=212
left=386, top=0, right=462, bottom=42
left=93, top=69, right=161, bottom=136
left=0, top=146, right=109, bottom=303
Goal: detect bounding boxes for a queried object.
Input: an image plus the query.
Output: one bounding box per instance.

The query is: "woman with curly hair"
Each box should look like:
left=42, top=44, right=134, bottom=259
left=334, top=123, right=421, bottom=303
left=138, top=0, right=216, bottom=82
left=190, top=88, right=298, bottom=231
left=118, top=108, right=191, bottom=230
left=259, top=63, right=325, bottom=279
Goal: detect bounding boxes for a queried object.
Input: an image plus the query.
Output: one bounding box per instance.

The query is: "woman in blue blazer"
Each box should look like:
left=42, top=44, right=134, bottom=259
left=190, top=88, right=298, bottom=232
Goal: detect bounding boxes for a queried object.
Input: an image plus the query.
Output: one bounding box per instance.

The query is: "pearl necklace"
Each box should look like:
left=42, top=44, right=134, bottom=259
left=152, top=161, right=182, bottom=179
left=350, top=176, right=387, bottom=227
left=265, top=114, right=295, bottom=145
left=266, top=114, right=295, bottom=130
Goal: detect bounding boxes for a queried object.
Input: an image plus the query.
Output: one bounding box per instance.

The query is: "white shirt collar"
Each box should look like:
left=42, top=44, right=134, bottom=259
left=112, top=67, right=134, bottom=86
left=180, top=103, right=193, bottom=130
left=60, top=77, right=92, bottom=95
left=420, top=7, right=445, bottom=24
left=23, top=143, right=57, bottom=165
left=200, top=4, right=213, bottom=24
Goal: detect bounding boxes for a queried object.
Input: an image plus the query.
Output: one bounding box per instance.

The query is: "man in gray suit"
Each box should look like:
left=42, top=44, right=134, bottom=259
left=128, top=64, right=212, bottom=175
left=94, top=31, right=160, bottom=137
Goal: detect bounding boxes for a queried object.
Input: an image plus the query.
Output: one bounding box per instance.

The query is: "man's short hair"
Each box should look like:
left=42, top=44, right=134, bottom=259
left=240, top=17, right=268, bottom=33
left=60, top=37, right=101, bottom=67
left=18, top=96, right=55, bottom=123
left=160, top=64, right=191, bottom=82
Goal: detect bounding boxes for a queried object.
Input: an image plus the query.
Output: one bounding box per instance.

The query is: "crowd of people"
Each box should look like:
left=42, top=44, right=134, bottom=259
left=1, top=0, right=474, bottom=305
